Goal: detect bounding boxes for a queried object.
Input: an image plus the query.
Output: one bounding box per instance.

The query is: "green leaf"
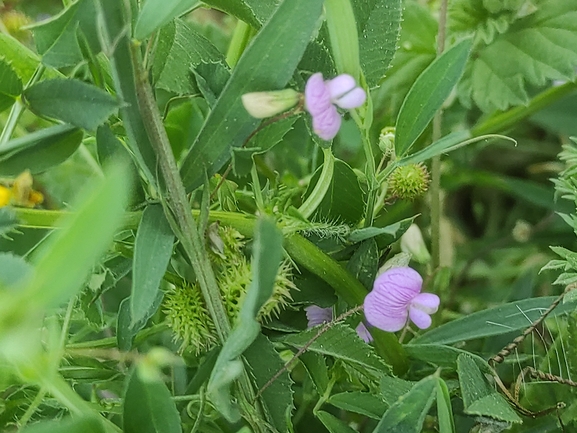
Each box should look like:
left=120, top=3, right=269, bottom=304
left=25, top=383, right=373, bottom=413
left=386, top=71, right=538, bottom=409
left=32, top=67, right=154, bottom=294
left=397, top=130, right=472, bottom=166
left=348, top=216, right=415, bottom=243
left=347, top=239, right=379, bottom=290
left=375, top=2, right=437, bottom=116
left=31, top=0, right=101, bottom=68
left=380, top=376, right=415, bottom=405
left=202, top=0, right=280, bottom=28
left=118, top=292, right=164, bottom=352
left=23, top=79, right=122, bottom=131
left=152, top=19, right=227, bottom=95
left=243, top=334, right=294, bottom=433
left=395, top=38, right=473, bottom=157
left=135, top=0, right=200, bottom=40
left=281, top=323, right=391, bottom=374
left=0, top=125, right=83, bottom=176
left=24, top=162, right=129, bottom=308
left=436, top=379, right=456, bottom=433
left=232, top=116, right=297, bottom=177
left=0, top=253, right=32, bottom=288
left=0, top=34, right=47, bottom=83
left=299, top=351, right=329, bottom=395
left=208, top=218, right=283, bottom=421
left=95, top=0, right=158, bottom=184
left=328, top=392, right=388, bottom=419
left=307, top=159, right=366, bottom=224
left=355, top=0, right=403, bottom=87
left=405, top=344, right=489, bottom=371
left=131, top=204, right=174, bottom=326
left=459, top=0, right=577, bottom=112
left=19, top=416, right=105, bottom=433
left=317, top=411, right=357, bottom=433
left=412, top=296, right=577, bottom=345
left=457, top=354, right=522, bottom=423
left=0, top=58, right=23, bottom=112
left=373, top=375, right=437, bottom=433
left=123, top=368, right=182, bottom=433
left=180, top=0, right=324, bottom=192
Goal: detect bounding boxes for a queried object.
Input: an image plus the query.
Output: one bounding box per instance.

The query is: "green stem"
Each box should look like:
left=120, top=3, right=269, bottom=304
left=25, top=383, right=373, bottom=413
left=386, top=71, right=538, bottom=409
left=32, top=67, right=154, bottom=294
left=226, top=20, right=253, bottom=68
left=250, top=163, right=265, bottom=213
left=18, top=387, right=47, bottom=428
left=298, top=147, right=335, bottom=219
left=361, top=128, right=378, bottom=227
left=430, top=0, right=449, bottom=271
left=472, top=81, right=577, bottom=136
left=0, top=65, right=45, bottom=147
left=129, top=42, right=231, bottom=343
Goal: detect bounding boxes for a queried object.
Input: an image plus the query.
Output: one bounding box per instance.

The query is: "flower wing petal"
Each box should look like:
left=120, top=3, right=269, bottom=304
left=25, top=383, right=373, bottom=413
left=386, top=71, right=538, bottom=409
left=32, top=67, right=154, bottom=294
left=305, top=73, right=331, bottom=116
left=334, top=87, right=366, bottom=109
left=409, top=305, right=433, bottom=329
left=312, top=105, right=341, bottom=140
left=305, top=305, right=333, bottom=327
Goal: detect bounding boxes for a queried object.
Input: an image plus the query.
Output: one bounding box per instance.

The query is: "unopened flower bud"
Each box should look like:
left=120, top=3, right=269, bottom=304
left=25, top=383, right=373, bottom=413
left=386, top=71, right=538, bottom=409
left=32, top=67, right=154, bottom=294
left=242, top=89, right=300, bottom=119
left=400, top=224, right=431, bottom=264
left=378, top=127, right=395, bottom=156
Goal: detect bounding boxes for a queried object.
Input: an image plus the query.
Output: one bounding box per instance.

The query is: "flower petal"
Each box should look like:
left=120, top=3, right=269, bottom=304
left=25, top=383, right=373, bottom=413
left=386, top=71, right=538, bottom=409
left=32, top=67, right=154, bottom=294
left=334, top=87, right=366, bottom=109
left=408, top=305, right=432, bottom=329
left=326, top=74, right=356, bottom=100
left=355, top=322, right=373, bottom=343
left=364, top=288, right=409, bottom=332
left=411, top=293, right=440, bottom=314
left=305, top=305, right=333, bottom=327
left=305, top=73, right=331, bottom=116
left=312, top=105, right=341, bottom=140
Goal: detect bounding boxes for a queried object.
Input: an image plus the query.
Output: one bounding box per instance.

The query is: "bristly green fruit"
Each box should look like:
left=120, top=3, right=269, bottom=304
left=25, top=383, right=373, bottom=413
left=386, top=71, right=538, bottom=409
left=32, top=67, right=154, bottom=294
left=388, top=163, right=430, bottom=200
left=165, top=225, right=295, bottom=354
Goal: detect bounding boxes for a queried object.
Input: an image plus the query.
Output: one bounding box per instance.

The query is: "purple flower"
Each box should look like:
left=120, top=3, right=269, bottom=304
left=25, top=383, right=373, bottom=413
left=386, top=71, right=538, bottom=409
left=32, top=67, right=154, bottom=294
left=364, top=267, right=440, bottom=332
left=304, top=73, right=366, bottom=140
left=305, top=305, right=373, bottom=343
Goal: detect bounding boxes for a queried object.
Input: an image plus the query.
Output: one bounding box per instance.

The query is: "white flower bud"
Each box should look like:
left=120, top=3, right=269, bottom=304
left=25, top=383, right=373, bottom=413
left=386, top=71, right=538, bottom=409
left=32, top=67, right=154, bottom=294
left=400, top=224, right=431, bottom=264
left=241, top=89, right=300, bottom=118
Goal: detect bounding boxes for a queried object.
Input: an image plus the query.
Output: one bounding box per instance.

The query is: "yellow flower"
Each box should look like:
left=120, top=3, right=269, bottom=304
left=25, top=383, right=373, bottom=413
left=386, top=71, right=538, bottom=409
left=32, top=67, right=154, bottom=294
left=0, top=185, right=12, bottom=207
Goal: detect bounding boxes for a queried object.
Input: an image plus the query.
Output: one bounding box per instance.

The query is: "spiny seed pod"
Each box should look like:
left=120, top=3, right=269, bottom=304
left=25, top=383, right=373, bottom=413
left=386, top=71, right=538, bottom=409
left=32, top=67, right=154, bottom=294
left=164, top=282, right=217, bottom=354
left=165, top=224, right=295, bottom=354
left=388, top=163, right=430, bottom=200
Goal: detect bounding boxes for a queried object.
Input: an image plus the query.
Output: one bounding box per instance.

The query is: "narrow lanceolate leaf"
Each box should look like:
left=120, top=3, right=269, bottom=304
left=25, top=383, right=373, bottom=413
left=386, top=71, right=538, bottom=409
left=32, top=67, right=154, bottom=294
left=135, top=0, right=200, bottom=40
left=412, top=296, right=577, bottom=345
left=208, top=218, right=283, bottom=422
left=436, top=378, right=456, bottom=433
left=373, top=375, right=437, bottom=433
left=131, top=204, right=174, bottom=326
left=26, top=162, right=129, bottom=308
left=328, top=392, right=388, bottom=419
left=0, top=58, right=23, bottom=112
left=180, top=0, right=324, bottom=192
left=123, top=369, right=181, bottom=433
left=0, top=125, right=83, bottom=176
left=23, top=79, right=122, bottom=131
left=395, top=38, right=473, bottom=157
left=458, top=0, right=577, bottom=112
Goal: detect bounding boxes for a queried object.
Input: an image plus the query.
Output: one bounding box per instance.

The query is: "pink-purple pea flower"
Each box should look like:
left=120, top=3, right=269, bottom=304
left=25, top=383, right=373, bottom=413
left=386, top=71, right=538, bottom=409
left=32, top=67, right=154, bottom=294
left=305, top=305, right=373, bottom=343
left=364, top=267, right=440, bottom=332
left=304, top=73, right=366, bottom=140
